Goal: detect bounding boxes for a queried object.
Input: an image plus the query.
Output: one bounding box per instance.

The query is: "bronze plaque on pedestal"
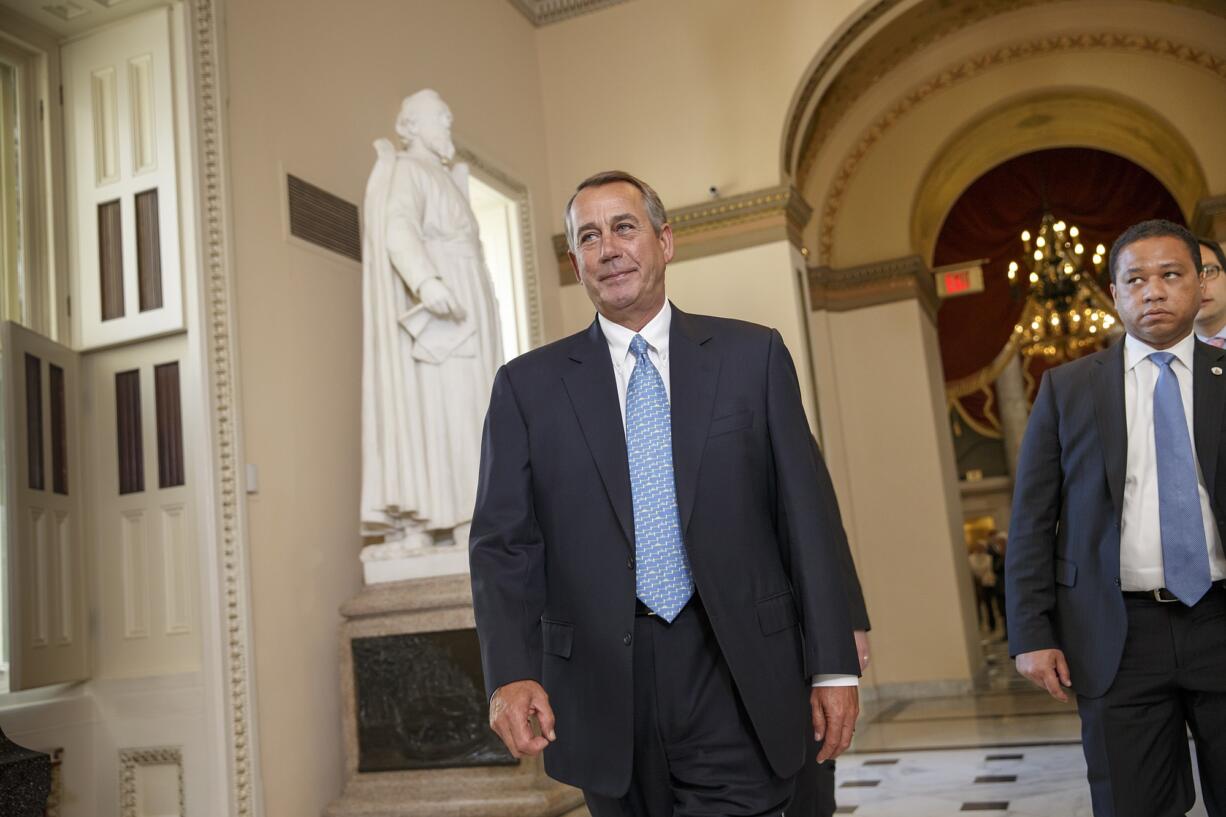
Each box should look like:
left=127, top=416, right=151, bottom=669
left=352, top=629, right=516, bottom=771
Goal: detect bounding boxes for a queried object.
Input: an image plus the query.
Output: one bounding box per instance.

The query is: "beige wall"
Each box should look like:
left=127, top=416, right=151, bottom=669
left=222, top=1, right=554, bottom=814
left=811, top=300, right=980, bottom=688
left=535, top=0, right=859, bottom=217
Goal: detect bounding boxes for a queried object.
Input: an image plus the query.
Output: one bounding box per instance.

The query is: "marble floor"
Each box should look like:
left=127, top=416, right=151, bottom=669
left=834, top=638, right=1211, bottom=816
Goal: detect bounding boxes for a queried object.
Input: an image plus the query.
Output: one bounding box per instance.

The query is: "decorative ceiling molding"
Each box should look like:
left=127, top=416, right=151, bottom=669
left=507, top=0, right=628, bottom=27
left=1195, top=194, right=1226, bottom=239
left=808, top=255, right=939, bottom=323
left=785, top=0, right=1226, bottom=192
left=815, top=31, right=1226, bottom=265
left=553, top=184, right=811, bottom=286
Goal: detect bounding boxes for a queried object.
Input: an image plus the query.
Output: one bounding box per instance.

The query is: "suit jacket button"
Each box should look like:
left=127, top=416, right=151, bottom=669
left=623, top=632, right=632, bottom=646
left=1114, top=577, right=1121, bottom=586
left=627, top=557, right=635, bottom=570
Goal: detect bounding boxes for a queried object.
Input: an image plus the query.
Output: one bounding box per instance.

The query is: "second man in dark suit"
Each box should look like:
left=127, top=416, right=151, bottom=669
left=1007, top=219, right=1226, bottom=817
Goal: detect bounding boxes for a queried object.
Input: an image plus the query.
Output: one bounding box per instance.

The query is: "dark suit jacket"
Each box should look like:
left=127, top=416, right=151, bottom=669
left=469, top=306, right=860, bottom=796
left=1006, top=338, right=1226, bottom=698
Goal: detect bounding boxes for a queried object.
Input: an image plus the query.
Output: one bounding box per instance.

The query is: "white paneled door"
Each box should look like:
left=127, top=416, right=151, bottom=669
left=63, top=7, right=184, bottom=350
left=1, top=321, right=88, bottom=690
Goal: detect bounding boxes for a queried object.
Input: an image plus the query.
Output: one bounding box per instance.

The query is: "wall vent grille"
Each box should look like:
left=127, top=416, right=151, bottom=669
left=287, top=174, right=361, bottom=262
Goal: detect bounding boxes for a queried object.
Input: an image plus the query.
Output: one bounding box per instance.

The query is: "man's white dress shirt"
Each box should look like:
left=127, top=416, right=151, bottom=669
left=597, top=301, right=857, bottom=687
left=1120, top=332, right=1226, bottom=590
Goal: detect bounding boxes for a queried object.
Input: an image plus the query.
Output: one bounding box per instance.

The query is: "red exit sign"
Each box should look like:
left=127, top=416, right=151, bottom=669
left=934, top=261, right=986, bottom=298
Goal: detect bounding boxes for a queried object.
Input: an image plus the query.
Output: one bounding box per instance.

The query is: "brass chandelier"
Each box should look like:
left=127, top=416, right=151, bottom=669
left=1007, top=211, right=1119, bottom=361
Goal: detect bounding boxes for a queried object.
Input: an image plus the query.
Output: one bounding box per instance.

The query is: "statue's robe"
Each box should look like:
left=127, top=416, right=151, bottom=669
left=361, top=141, right=502, bottom=537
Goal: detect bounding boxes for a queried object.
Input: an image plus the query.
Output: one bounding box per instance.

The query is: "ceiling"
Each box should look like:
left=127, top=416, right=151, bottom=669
left=0, top=0, right=166, bottom=39
left=506, top=0, right=628, bottom=27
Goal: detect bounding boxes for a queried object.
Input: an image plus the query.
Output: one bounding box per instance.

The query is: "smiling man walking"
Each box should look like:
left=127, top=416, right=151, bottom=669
left=469, top=170, right=861, bottom=817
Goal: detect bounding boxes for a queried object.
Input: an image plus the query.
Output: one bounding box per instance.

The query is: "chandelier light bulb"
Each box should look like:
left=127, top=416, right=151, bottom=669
left=1092, top=253, right=1102, bottom=264
left=1075, top=243, right=1084, bottom=254
left=1055, top=221, right=1066, bottom=232
left=1070, top=226, right=1079, bottom=237
left=1030, top=271, right=1039, bottom=283
left=1037, top=236, right=1046, bottom=248
left=1022, top=230, right=1031, bottom=242
left=1034, top=250, right=1043, bottom=261
left=1096, top=243, right=1106, bottom=255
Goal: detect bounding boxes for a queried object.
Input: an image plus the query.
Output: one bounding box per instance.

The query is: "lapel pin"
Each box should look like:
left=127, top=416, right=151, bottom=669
left=1213, top=366, right=1223, bottom=376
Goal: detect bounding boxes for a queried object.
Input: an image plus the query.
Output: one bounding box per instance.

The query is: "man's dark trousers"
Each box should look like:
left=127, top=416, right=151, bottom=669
left=1076, top=586, right=1226, bottom=817
left=582, top=598, right=795, bottom=817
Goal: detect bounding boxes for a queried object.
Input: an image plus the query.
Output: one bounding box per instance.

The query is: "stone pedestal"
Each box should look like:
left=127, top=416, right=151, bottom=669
left=325, top=574, right=583, bottom=817
left=0, top=724, right=51, bottom=817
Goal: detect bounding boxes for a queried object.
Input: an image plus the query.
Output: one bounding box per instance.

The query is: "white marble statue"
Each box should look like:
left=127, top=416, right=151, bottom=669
left=360, top=89, right=502, bottom=581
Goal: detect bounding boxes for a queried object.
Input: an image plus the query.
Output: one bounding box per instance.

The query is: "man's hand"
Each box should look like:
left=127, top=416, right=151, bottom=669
left=854, top=630, right=871, bottom=673
left=811, top=685, right=859, bottom=763
left=419, top=277, right=465, bottom=320
left=489, top=679, right=556, bottom=758
left=1015, top=648, right=1072, bottom=702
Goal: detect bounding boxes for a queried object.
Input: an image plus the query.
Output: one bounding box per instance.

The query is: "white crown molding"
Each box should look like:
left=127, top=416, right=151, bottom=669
left=506, top=0, right=628, bottom=27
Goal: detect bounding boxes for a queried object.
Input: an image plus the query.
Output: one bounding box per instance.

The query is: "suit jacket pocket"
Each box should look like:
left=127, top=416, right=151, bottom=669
left=709, top=409, right=753, bottom=438
left=541, top=618, right=574, bottom=659
left=1054, top=558, right=1077, bottom=588
left=756, top=590, right=800, bottom=635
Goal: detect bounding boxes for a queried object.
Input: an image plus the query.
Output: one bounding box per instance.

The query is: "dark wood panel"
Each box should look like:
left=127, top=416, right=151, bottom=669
left=154, top=362, right=184, bottom=488
left=25, top=353, right=43, bottom=491
left=98, top=199, right=124, bottom=321
left=135, top=188, right=163, bottom=312
left=50, top=364, right=67, bottom=495
left=115, top=369, right=144, bottom=495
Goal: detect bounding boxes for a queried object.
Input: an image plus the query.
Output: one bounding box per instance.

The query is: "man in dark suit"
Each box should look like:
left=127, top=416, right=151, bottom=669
left=470, top=170, right=861, bottom=816
left=1007, top=219, right=1226, bottom=817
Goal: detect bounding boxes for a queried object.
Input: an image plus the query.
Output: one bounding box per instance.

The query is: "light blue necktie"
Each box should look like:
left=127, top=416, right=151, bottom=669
left=1151, top=351, right=1212, bottom=606
left=626, top=334, right=693, bottom=621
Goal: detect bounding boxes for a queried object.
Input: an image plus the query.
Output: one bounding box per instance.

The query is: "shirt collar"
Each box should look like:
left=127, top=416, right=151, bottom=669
left=1124, top=330, right=1196, bottom=373
left=1196, top=329, right=1226, bottom=344
left=597, top=300, right=672, bottom=364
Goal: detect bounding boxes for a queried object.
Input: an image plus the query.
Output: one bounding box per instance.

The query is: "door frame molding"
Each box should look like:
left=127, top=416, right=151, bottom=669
left=182, top=1, right=262, bottom=814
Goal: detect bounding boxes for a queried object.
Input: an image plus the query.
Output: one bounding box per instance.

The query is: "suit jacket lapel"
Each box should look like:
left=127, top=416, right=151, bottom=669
left=669, top=307, right=720, bottom=535
left=1092, top=341, right=1127, bottom=523
left=562, top=320, right=635, bottom=547
left=1193, top=340, right=1226, bottom=499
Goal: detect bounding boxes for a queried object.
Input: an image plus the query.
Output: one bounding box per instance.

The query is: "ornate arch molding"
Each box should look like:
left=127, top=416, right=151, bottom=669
left=808, top=30, right=1226, bottom=264
left=781, top=0, right=1226, bottom=191
left=910, top=90, right=1209, bottom=264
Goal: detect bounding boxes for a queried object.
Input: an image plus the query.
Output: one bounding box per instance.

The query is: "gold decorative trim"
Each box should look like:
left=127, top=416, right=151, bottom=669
left=119, top=746, right=185, bottom=817
left=507, top=0, right=628, bottom=26
left=455, top=147, right=545, bottom=349
left=554, top=185, right=811, bottom=286
left=807, top=255, right=939, bottom=321
left=950, top=391, right=1003, bottom=439
left=188, top=0, right=258, bottom=814
left=1194, top=193, right=1226, bottom=239
left=816, top=32, right=1226, bottom=264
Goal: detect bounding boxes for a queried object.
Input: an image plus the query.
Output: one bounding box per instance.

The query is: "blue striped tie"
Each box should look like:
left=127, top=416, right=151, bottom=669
left=626, top=334, right=693, bottom=621
left=1150, top=351, right=1212, bottom=606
